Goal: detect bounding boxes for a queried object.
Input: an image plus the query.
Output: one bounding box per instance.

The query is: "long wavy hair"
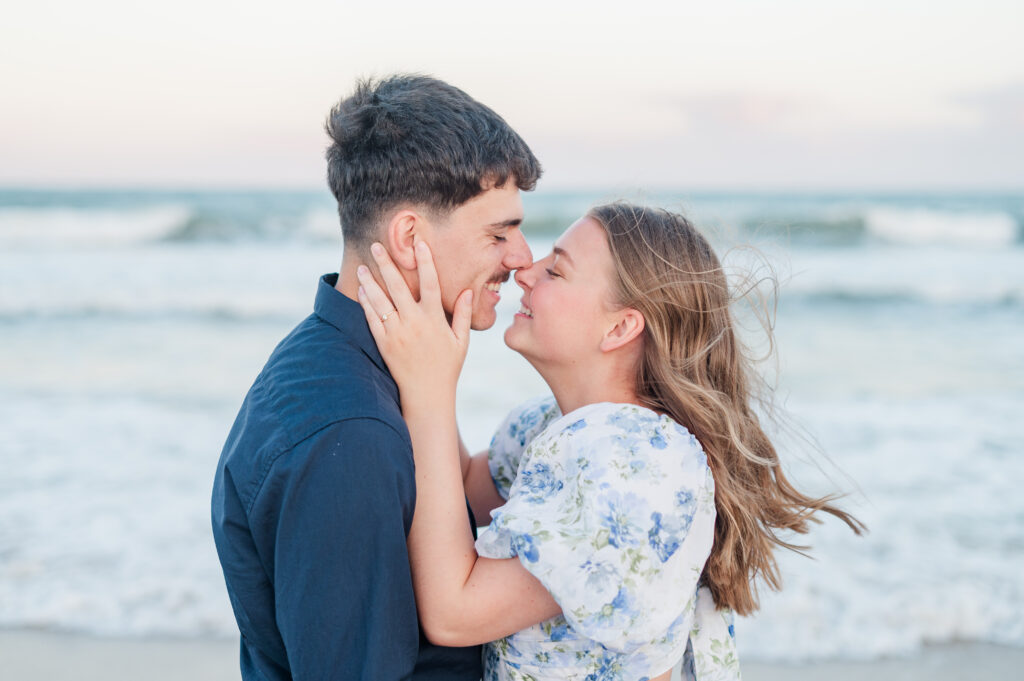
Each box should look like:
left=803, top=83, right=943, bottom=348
left=589, top=202, right=864, bottom=616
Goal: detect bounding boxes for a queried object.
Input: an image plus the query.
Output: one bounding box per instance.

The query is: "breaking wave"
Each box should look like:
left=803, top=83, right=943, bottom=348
left=1, top=189, right=1021, bottom=250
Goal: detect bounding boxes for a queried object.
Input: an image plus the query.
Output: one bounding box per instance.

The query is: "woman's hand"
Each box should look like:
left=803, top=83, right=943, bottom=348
left=356, top=240, right=473, bottom=403
left=357, top=240, right=562, bottom=647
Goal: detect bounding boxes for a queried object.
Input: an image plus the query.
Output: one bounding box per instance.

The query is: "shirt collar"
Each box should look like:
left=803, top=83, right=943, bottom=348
left=314, top=273, right=389, bottom=375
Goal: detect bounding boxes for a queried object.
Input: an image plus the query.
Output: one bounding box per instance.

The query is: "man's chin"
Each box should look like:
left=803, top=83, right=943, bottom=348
left=470, top=308, right=498, bottom=331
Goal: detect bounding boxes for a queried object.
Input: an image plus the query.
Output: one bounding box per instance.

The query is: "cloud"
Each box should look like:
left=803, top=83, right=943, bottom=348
left=955, top=81, right=1024, bottom=129
left=668, top=92, right=819, bottom=135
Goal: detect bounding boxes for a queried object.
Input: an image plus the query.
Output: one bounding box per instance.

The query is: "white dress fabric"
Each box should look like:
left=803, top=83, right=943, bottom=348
left=476, top=397, right=741, bottom=681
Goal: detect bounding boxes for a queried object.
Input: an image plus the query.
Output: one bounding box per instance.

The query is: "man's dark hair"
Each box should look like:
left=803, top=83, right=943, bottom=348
left=325, top=74, right=542, bottom=246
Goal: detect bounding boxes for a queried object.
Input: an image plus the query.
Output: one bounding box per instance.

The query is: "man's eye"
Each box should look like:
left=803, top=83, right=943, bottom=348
left=545, top=268, right=561, bottom=278
left=493, top=235, right=507, bottom=243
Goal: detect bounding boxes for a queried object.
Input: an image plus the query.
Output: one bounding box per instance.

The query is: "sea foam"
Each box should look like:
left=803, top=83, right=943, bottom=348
left=864, top=207, right=1019, bottom=247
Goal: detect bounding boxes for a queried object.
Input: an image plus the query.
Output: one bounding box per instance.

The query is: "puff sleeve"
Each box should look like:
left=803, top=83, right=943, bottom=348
left=487, top=396, right=561, bottom=500
left=476, top=403, right=717, bottom=655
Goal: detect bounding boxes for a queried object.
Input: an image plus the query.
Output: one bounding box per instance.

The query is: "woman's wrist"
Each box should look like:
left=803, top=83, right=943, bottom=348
left=399, top=384, right=457, bottom=412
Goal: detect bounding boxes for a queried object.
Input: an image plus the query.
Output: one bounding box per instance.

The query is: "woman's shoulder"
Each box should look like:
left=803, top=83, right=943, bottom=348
left=546, top=402, right=709, bottom=470
left=492, top=395, right=561, bottom=450
left=487, top=396, right=562, bottom=500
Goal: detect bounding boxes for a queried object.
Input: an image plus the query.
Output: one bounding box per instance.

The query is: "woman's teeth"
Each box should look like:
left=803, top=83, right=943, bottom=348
left=518, top=305, right=533, bottom=318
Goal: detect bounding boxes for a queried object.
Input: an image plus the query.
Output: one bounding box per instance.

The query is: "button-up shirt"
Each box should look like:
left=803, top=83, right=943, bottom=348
left=212, top=273, right=482, bottom=681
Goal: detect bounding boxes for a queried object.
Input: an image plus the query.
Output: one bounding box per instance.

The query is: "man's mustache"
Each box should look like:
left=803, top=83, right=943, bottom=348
left=487, top=272, right=511, bottom=285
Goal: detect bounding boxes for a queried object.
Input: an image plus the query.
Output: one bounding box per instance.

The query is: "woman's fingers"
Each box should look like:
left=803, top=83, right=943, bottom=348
left=370, top=242, right=416, bottom=313
left=356, top=265, right=395, bottom=330
left=414, top=241, right=442, bottom=309
left=356, top=283, right=386, bottom=344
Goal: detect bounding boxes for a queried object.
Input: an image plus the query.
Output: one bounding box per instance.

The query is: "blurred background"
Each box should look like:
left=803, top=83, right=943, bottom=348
left=1, top=0, right=1022, bottom=676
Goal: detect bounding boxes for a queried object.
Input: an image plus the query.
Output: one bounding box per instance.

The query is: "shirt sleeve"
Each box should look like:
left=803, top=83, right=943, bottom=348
left=476, top=405, right=717, bottom=654
left=682, top=586, right=741, bottom=681
left=487, top=396, right=560, bottom=499
left=258, top=418, right=421, bottom=680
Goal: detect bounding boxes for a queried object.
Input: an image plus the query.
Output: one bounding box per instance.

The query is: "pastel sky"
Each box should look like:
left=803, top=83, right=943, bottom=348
left=2, top=0, right=1022, bottom=189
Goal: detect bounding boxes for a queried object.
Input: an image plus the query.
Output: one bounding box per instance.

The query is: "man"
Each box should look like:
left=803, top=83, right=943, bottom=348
left=211, top=74, right=541, bottom=680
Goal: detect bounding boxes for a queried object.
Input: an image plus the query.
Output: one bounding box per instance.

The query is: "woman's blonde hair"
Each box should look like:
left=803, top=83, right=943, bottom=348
left=589, top=202, right=864, bottom=616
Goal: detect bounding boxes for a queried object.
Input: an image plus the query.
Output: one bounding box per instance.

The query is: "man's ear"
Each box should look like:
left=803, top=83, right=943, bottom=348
left=384, top=210, right=422, bottom=271
left=599, top=308, right=645, bottom=353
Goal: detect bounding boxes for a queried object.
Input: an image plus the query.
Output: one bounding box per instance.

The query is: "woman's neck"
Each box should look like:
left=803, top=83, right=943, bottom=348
left=532, top=359, right=641, bottom=416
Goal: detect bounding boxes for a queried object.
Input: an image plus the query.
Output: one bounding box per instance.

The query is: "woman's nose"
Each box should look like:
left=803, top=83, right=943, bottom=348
left=514, top=261, right=539, bottom=290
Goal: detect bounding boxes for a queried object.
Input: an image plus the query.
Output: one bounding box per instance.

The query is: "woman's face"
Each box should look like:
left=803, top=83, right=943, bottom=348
left=504, top=216, right=619, bottom=367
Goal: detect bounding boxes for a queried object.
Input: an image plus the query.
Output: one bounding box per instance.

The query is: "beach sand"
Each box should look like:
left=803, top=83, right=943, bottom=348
left=3, top=629, right=1023, bottom=680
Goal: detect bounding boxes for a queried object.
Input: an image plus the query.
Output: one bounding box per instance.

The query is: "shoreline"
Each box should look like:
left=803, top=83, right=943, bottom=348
left=3, top=629, right=1023, bottom=680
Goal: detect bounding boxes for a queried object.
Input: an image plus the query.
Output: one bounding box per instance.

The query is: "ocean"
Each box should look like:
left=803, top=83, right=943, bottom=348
left=1, top=188, right=1022, bottom=661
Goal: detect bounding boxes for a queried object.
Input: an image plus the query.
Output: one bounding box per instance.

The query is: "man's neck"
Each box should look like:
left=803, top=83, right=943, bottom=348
left=335, top=254, right=365, bottom=301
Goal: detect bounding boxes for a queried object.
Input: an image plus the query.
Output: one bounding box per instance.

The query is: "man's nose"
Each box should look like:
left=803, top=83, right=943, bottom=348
left=502, top=229, right=533, bottom=271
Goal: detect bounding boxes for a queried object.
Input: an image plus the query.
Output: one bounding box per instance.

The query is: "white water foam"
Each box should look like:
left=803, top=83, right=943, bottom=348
left=0, top=244, right=340, bottom=321
left=864, top=207, right=1019, bottom=248
left=769, top=246, right=1024, bottom=306
left=0, top=205, right=193, bottom=249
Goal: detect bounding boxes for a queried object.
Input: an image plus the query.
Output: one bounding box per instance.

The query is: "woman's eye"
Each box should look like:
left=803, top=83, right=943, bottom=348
left=545, top=268, right=561, bottom=278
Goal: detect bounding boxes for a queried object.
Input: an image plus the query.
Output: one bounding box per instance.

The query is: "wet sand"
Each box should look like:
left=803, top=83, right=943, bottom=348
left=3, top=629, right=1023, bottom=680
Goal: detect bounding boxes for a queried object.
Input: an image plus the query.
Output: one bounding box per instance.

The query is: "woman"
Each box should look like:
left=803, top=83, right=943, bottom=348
left=356, top=203, right=862, bottom=680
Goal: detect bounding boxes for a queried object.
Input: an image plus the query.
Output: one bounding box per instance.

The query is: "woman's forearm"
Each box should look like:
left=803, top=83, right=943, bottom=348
left=403, top=392, right=479, bottom=632
left=403, top=392, right=561, bottom=646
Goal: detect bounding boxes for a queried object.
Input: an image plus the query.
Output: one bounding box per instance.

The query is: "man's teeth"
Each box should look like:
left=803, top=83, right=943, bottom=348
left=518, top=305, right=533, bottom=318
left=485, top=282, right=502, bottom=293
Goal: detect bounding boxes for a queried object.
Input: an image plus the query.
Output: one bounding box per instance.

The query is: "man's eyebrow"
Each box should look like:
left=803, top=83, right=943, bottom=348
left=488, top=218, right=523, bottom=229
left=553, top=246, right=574, bottom=267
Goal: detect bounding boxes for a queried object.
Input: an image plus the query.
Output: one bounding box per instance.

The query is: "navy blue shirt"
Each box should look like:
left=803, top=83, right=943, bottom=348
left=212, top=274, right=482, bottom=681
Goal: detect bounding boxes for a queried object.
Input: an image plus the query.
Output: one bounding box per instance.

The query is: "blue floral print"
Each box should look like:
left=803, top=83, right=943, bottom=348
left=519, top=461, right=564, bottom=502
left=567, top=418, right=587, bottom=433
left=599, top=490, right=647, bottom=548
left=479, top=399, right=741, bottom=680
left=648, top=512, right=682, bottom=562
left=488, top=397, right=563, bottom=499
left=511, top=533, right=540, bottom=563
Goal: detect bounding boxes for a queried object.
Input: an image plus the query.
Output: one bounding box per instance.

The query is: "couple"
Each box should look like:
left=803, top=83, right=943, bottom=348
left=211, top=75, right=860, bottom=681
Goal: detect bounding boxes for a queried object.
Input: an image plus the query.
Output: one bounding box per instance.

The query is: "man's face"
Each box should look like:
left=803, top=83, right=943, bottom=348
left=421, top=183, right=532, bottom=331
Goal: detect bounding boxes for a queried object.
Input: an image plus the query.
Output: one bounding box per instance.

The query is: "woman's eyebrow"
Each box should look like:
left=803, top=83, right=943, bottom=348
left=552, top=246, right=574, bottom=267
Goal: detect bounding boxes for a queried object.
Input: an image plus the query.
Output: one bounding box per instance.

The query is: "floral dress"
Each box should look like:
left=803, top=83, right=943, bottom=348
left=476, top=397, right=741, bottom=681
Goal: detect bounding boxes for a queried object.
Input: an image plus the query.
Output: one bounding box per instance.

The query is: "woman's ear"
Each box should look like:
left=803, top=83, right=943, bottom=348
left=599, top=308, right=645, bottom=353
left=384, top=210, right=422, bottom=271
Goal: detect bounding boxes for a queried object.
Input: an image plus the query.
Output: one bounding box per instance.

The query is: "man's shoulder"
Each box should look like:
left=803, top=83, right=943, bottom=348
left=263, top=312, right=405, bottom=432
left=216, top=313, right=408, bottom=502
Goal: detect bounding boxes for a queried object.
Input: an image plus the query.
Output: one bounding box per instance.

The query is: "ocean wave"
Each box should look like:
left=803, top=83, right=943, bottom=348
left=0, top=305, right=300, bottom=325
left=737, top=216, right=869, bottom=247
left=161, top=208, right=339, bottom=243
left=2, top=191, right=1022, bottom=250
left=786, top=287, right=1024, bottom=308
left=734, top=209, right=1023, bottom=249
left=0, top=205, right=340, bottom=249
left=0, top=288, right=1018, bottom=328
left=863, top=207, right=1020, bottom=248
left=0, top=205, right=194, bottom=248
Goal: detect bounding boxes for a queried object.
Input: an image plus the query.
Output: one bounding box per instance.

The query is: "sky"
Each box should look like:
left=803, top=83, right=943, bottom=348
left=1, top=0, right=1022, bottom=190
